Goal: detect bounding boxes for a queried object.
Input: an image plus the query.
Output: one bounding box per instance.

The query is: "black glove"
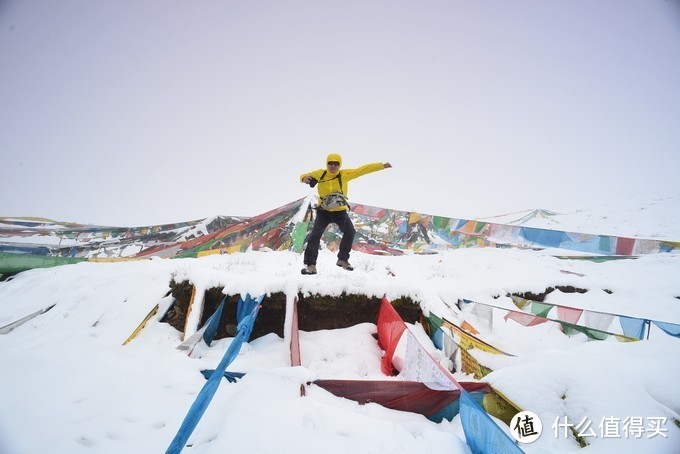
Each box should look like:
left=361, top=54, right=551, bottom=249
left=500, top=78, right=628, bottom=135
left=308, top=177, right=318, bottom=188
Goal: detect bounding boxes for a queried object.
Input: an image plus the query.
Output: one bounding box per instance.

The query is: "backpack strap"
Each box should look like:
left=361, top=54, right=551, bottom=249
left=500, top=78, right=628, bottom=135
left=318, top=171, right=344, bottom=195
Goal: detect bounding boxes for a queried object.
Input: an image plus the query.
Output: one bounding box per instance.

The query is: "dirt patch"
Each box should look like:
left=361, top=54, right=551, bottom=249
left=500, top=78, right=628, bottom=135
left=200, top=288, right=286, bottom=340
left=513, top=286, right=588, bottom=302
left=297, top=293, right=421, bottom=331
left=162, top=281, right=286, bottom=341
left=162, top=281, right=423, bottom=339
left=161, top=279, right=194, bottom=332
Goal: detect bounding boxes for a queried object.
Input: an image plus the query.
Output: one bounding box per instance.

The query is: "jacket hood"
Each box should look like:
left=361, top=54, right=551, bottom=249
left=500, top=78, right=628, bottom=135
left=326, top=153, right=342, bottom=167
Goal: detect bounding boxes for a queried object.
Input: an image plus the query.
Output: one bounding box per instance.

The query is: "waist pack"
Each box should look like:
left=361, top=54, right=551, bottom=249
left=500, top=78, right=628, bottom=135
left=319, top=192, right=349, bottom=211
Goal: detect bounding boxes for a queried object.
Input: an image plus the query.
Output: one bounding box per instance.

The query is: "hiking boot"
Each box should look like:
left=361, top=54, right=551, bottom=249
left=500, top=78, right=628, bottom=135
left=336, top=260, right=354, bottom=271
left=301, top=264, right=317, bottom=275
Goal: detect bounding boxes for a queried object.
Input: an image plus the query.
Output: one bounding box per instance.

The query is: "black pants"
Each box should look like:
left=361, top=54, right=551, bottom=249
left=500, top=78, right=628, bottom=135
left=303, top=209, right=356, bottom=265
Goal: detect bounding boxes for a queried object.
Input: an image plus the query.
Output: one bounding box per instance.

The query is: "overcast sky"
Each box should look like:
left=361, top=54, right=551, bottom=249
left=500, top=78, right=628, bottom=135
left=1, top=0, right=679, bottom=226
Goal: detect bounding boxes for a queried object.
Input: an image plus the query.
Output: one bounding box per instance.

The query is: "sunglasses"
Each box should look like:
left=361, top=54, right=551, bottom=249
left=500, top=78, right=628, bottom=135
left=327, top=161, right=340, bottom=166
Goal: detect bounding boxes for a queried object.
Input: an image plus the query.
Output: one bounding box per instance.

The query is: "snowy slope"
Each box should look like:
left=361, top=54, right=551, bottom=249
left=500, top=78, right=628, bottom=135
left=475, top=191, right=680, bottom=240
left=0, top=198, right=679, bottom=454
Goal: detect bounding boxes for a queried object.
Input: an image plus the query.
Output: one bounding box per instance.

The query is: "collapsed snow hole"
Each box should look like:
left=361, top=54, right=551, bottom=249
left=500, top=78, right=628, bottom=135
left=513, top=286, right=588, bottom=302
left=162, top=280, right=423, bottom=340
left=162, top=280, right=286, bottom=340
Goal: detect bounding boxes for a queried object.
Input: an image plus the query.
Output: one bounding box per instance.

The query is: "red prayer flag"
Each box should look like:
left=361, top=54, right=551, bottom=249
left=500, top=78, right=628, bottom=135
left=377, top=297, right=408, bottom=375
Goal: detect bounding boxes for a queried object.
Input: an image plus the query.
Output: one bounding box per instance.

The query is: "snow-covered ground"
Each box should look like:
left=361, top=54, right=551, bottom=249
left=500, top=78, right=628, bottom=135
left=1, top=195, right=679, bottom=454
left=475, top=191, right=680, bottom=241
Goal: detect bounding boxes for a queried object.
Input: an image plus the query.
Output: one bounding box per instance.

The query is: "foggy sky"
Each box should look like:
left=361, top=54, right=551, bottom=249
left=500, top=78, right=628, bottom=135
left=1, top=0, right=679, bottom=226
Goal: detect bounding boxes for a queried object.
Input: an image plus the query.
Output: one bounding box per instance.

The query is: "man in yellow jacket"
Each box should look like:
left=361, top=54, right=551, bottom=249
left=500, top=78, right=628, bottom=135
left=300, top=153, right=392, bottom=275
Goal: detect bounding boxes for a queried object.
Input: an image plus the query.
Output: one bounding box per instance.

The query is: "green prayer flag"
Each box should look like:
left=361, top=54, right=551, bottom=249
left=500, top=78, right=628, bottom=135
left=433, top=216, right=450, bottom=231
left=530, top=301, right=553, bottom=318
left=291, top=222, right=309, bottom=253
left=560, top=321, right=610, bottom=340
left=426, top=312, right=444, bottom=338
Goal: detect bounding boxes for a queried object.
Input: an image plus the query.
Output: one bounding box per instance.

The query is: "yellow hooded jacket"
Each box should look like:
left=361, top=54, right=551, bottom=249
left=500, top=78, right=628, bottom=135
left=300, top=153, right=385, bottom=212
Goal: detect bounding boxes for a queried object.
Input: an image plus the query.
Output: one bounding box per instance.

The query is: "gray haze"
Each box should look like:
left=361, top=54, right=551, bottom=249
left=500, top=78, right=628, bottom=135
left=1, top=0, right=679, bottom=226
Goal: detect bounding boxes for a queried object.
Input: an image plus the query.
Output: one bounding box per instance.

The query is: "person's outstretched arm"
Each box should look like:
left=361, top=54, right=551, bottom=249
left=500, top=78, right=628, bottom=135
left=343, top=162, right=392, bottom=182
